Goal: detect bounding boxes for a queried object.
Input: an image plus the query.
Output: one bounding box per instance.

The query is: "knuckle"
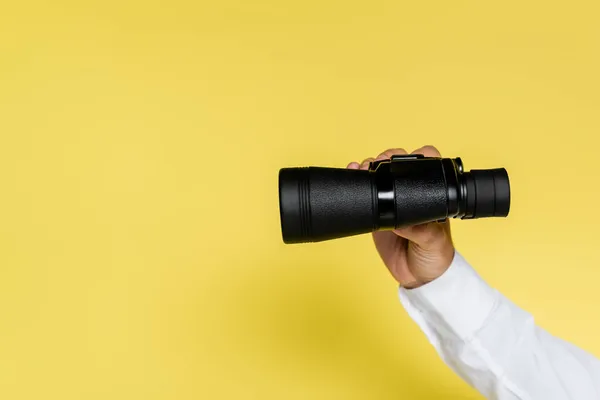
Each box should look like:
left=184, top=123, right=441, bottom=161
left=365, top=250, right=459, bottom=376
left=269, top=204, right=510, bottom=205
left=385, top=148, right=407, bottom=156
left=421, top=145, right=441, bottom=156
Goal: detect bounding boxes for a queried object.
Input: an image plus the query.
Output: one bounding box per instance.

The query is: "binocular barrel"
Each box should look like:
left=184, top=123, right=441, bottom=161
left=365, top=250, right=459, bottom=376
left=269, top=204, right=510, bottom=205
left=278, top=155, right=510, bottom=243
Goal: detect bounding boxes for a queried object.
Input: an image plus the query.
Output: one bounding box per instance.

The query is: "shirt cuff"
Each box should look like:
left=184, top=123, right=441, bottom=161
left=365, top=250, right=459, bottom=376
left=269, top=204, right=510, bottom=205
left=398, top=251, right=499, bottom=341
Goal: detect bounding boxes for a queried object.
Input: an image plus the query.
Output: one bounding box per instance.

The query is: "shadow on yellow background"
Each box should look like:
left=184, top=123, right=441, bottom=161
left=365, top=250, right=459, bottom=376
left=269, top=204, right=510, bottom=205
left=1, top=1, right=599, bottom=399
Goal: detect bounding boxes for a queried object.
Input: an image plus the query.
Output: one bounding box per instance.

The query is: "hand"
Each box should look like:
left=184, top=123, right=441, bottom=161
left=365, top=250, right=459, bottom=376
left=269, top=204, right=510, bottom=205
left=347, top=145, right=455, bottom=289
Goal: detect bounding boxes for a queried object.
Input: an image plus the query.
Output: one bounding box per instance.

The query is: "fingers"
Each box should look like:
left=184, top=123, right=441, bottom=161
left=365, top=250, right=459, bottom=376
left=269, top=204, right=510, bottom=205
left=346, top=145, right=441, bottom=171
left=375, top=148, right=407, bottom=160
left=411, top=145, right=441, bottom=157
left=347, top=148, right=408, bottom=171
left=347, top=159, right=374, bottom=170
left=360, top=157, right=375, bottom=170
left=393, top=221, right=451, bottom=249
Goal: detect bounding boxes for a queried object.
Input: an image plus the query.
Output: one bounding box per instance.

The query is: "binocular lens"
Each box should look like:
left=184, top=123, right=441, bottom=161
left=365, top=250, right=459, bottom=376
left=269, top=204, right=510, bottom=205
left=279, top=158, right=510, bottom=244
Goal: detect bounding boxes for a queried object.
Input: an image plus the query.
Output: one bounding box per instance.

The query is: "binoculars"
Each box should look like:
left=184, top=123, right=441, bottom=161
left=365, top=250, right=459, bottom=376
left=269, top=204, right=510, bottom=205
left=278, top=154, right=510, bottom=243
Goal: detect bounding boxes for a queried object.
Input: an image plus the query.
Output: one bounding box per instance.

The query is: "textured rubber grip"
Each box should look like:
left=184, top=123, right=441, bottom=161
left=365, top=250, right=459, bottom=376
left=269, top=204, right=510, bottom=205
left=279, top=167, right=376, bottom=243
left=392, top=159, right=449, bottom=227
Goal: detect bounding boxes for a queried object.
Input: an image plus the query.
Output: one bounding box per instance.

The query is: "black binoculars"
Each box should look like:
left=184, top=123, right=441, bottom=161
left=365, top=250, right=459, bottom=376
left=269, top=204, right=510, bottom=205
left=278, top=154, right=510, bottom=243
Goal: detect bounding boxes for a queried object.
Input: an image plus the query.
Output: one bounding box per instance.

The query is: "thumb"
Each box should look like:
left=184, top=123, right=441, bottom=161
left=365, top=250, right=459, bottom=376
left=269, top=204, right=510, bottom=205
left=393, top=222, right=450, bottom=249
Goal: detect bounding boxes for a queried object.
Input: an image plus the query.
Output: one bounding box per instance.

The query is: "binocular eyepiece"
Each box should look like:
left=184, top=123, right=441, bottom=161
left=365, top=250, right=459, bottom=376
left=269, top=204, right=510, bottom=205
left=278, top=154, right=510, bottom=243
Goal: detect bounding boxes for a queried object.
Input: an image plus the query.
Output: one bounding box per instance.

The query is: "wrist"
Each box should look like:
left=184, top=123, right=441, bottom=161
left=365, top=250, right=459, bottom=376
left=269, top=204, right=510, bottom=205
left=403, top=243, right=455, bottom=289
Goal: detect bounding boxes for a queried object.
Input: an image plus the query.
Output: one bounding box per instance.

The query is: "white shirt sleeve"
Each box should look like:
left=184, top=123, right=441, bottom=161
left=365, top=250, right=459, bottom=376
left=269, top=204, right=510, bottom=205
left=398, top=251, right=600, bottom=400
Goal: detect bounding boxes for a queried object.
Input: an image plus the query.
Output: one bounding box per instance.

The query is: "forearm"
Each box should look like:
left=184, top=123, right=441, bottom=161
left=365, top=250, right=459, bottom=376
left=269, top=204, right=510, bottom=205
left=399, top=251, right=600, bottom=399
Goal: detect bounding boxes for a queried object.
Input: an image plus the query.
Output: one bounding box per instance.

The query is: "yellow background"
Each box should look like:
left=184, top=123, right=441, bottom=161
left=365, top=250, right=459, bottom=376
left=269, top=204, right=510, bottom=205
left=1, top=1, right=599, bottom=399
